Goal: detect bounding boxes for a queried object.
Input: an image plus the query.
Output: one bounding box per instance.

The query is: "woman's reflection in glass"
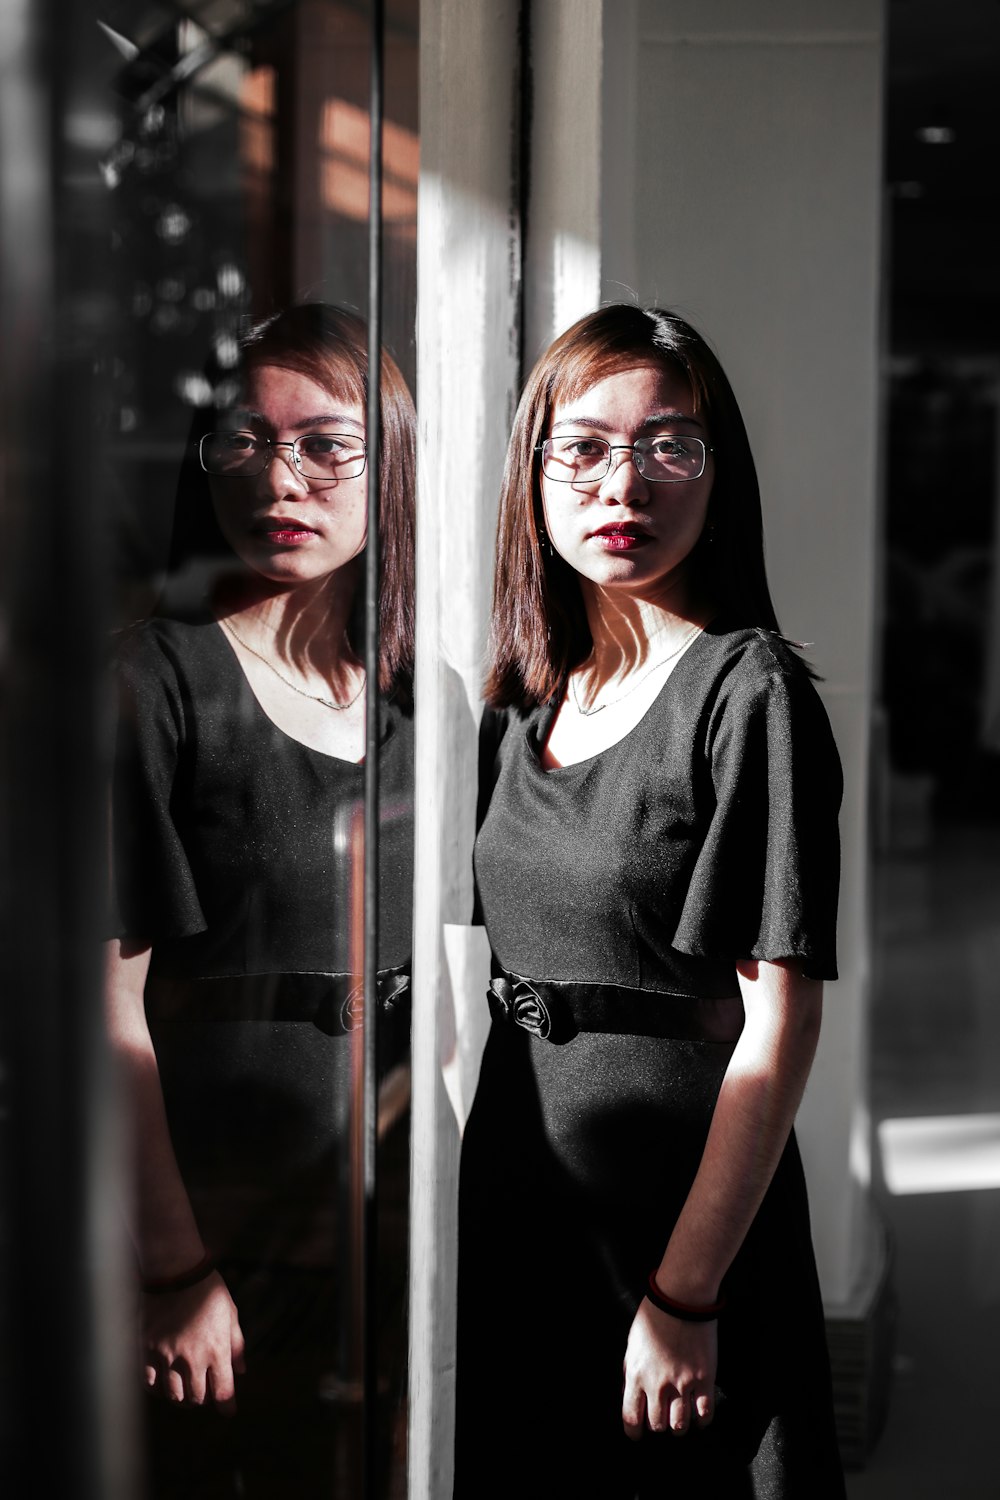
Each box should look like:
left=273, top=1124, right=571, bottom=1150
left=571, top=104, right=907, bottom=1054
left=104, top=304, right=415, bottom=1497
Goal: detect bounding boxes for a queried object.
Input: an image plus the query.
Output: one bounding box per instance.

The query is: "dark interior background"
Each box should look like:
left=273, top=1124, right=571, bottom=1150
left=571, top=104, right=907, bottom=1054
left=882, top=0, right=1000, bottom=821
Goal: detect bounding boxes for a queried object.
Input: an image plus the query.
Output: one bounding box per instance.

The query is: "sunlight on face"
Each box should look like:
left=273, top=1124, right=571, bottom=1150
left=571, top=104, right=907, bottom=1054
left=208, top=364, right=368, bottom=589
left=540, top=363, right=714, bottom=606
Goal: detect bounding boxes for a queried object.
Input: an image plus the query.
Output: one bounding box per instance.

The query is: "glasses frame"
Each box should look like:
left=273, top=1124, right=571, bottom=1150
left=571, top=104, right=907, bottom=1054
left=198, top=431, right=368, bottom=483
left=535, top=434, right=713, bottom=485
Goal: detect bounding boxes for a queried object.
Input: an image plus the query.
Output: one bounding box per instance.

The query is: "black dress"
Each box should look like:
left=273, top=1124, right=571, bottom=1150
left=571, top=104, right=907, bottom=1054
left=110, top=615, right=413, bottom=1498
left=455, top=622, right=846, bottom=1499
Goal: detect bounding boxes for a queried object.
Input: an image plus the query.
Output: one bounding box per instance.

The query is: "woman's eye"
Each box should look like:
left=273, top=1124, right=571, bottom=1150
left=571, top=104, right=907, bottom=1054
left=648, top=436, right=692, bottom=458
left=299, top=435, right=341, bottom=455
left=221, top=432, right=258, bottom=452
left=565, top=438, right=605, bottom=458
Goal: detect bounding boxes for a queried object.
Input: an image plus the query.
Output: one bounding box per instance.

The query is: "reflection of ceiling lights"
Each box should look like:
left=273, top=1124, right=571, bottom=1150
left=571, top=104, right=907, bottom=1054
left=916, top=125, right=956, bottom=144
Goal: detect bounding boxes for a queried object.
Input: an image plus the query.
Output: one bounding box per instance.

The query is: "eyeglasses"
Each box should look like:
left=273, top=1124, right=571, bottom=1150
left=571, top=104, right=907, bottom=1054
left=536, top=434, right=712, bottom=484
left=199, top=431, right=367, bottom=482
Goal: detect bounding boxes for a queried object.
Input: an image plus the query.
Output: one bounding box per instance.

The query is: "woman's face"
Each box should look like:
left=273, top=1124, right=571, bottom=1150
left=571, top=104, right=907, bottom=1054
left=539, top=362, right=714, bottom=603
left=208, top=363, right=367, bottom=588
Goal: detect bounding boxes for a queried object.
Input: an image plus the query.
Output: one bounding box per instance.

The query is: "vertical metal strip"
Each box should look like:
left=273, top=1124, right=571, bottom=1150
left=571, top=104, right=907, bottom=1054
left=363, top=0, right=385, bottom=1494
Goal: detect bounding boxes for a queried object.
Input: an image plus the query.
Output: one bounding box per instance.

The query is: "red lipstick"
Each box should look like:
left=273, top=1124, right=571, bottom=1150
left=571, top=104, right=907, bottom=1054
left=591, top=522, right=651, bottom=552
left=256, top=519, right=317, bottom=546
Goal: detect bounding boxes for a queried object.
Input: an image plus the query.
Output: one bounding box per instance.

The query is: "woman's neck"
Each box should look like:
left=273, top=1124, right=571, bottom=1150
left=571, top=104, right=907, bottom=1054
left=212, top=565, right=362, bottom=683
left=581, top=575, right=712, bottom=686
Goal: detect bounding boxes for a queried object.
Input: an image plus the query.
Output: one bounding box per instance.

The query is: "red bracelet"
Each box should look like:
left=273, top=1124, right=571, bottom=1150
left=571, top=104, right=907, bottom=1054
left=645, top=1271, right=726, bottom=1322
left=142, top=1251, right=215, bottom=1295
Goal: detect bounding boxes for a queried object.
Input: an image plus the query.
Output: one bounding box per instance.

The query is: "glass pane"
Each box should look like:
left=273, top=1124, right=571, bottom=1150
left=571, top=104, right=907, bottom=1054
left=93, top=3, right=417, bottom=1495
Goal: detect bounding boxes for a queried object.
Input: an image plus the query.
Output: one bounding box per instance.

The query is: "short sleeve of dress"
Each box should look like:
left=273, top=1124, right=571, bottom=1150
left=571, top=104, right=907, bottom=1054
left=108, top=625, right=207, bottom=943
left=671, top=649, right=842, bottom=981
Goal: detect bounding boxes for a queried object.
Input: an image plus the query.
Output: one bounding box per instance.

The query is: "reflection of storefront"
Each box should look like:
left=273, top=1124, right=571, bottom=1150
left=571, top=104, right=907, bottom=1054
left=96, top=1, right=417, bottom=623
left=0, top=3, right=415, bottom=1495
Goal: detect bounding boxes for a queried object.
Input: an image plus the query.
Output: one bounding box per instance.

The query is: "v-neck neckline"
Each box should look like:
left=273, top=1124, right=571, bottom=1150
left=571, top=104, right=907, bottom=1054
left=529, top=619, right=712, bottom=775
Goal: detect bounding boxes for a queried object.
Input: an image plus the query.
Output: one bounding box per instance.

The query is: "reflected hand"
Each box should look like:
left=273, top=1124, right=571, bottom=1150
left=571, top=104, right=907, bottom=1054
left=622, top=1297, right=717, bottom=1439
left=142, top=1271, right=246, bottom=1413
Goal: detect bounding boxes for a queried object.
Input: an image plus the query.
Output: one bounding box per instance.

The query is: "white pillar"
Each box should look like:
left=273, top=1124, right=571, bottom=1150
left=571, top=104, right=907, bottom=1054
left=410, top=4, right=522, bottom=1496
left=599, top=0, right=884, bottom=1309
left=522, top=0, right=603, bottom=362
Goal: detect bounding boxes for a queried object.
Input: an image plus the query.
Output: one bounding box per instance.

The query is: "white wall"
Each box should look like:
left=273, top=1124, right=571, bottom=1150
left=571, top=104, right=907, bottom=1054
left=598, top=0, right=884, bottom=1305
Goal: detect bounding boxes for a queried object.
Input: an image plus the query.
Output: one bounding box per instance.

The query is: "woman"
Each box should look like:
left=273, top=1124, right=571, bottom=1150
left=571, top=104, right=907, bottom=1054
left=105, top=304, right=414, bottom=1497
left=455, top=304, right=845, bottom=1496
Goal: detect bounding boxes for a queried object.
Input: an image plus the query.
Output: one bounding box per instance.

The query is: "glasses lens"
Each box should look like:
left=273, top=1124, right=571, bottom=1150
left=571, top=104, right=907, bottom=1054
left=636, top=436, right=705, bottom=482
left=200, top=432, right=266, bottom=476
left=294, top=433, right=367, bottom=480
left=542, top=437, right=610, bottom=482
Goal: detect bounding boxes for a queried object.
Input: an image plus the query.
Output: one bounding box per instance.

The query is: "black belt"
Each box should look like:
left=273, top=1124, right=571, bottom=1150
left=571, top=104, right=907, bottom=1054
left=144, top=967, right=409, bottom=1036
left=487, top=970, right=744, bottom=1045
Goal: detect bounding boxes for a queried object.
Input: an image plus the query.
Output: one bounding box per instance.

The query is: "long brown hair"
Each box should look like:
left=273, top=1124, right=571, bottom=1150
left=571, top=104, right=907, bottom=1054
left=170, top=303, right=415, bottom=695
left=485, top=303, right=782, bottom=709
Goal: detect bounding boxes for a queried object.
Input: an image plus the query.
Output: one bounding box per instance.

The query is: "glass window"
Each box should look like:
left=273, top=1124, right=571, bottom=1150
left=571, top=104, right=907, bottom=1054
left=0, top=3, right=416, bottom=1494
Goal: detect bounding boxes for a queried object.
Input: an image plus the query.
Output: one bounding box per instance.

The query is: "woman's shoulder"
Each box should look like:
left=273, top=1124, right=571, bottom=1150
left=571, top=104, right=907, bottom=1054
left=695, top=620, right=822, bottom=706
left=113, top=612, right=220, bottom=661
left=109, top=614, right=226, bottom=701
left=697, top=622, right=840, bottom=773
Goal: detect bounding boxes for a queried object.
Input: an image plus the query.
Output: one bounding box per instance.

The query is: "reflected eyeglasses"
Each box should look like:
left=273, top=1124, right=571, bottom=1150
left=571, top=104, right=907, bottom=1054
left=199, top=431, right=367, bottom=482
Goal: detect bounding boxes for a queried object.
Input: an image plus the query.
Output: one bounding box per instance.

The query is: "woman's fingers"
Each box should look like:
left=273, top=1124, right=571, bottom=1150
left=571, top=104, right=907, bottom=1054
left=629, top=1387, right=711, bottom=1436
left=620, top=1375, right=647, bottom=1442
left=651, top=1387, right=713, bottom=1435
left=669, top=1393, right=690, bottom=1433
left=207, top=1360, right=238, bottom=1415
left=623, top=1300, right=717, bottom=1438
left=141, top=1274, right=245, bottom=1409
left=146, top=1351, right=234, bottom=1410
left=143, top=1350, right=175, bottom=1401
left=628, top=1378, right=714, bottom=1437
left=644, top=1385, right=672, bottom=1433
left=185, top=1359, right=208, bottom=1406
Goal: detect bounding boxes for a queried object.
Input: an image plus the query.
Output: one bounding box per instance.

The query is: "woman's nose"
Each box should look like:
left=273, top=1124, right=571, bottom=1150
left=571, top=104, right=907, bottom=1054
left=258, top=444, right=309, bottom=499
left=598, top=447, right=649, bottom=506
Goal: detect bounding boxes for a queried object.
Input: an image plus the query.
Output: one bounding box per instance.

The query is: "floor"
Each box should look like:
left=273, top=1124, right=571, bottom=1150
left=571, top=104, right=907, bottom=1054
left=845, top=816, right=1000, bottom=1499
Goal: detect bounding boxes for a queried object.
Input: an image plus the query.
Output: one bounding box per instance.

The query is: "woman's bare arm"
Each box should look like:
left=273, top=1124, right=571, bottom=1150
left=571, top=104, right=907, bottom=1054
left=105, top=937, right=245, bottom=1408
left=622, top=958, right=822, bottom=1438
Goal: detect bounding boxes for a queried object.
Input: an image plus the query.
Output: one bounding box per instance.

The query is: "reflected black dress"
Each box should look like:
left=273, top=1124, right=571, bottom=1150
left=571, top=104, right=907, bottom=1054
left=111, top=616, right=413, bottom=1498
left=454, top=622, right=846, bottom=1499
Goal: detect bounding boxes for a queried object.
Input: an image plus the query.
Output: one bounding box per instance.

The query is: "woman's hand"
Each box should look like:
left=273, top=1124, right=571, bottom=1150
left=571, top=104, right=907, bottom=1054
left=106, top=940, right=247, bottom=1408
left=621, top=961, right=822, bottom=1442
left=141, top=1270, right=246, bottom=1412
left=622, top=1297, right=716, bottom=1439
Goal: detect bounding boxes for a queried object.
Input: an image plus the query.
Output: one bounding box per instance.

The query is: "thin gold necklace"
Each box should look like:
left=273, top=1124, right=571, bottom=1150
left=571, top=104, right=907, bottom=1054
left=221, top=617, right=365, bottom=712
left=570, top=624, right=703, bottom=716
